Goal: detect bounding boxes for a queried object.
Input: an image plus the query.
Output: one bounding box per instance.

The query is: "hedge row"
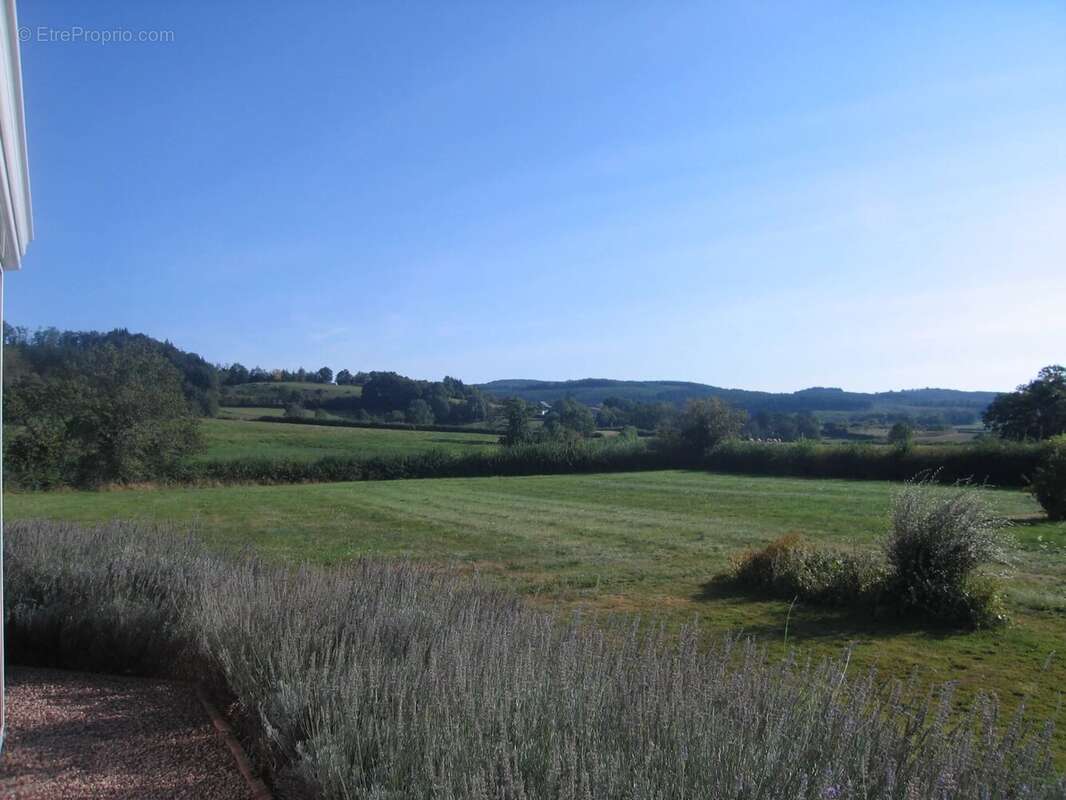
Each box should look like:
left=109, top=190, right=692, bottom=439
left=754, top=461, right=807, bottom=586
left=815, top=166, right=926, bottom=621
left=168, top=439, right=1046, bottom=488
left=704, top=440, right=1045, bottom=487
left=176, top=439, right=672, bottom=484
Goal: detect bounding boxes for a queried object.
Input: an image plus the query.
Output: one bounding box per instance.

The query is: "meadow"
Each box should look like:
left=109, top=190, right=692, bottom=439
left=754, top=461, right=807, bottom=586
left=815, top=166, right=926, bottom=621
left=9, top=469, right=1066, bottom=760
left=194, top=417, right=500, bottom=462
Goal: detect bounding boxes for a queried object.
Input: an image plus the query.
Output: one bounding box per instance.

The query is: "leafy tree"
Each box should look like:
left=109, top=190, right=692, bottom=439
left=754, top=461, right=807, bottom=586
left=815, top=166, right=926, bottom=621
left=224, top=362, right=250, bottom=385
left=6, top=344, right=202, bottom=488
left=456, top=392, right=489, bottom=423
left=549, top=397, right=595, bottom=436
left=361, top=372, right=422, bottom=413
left=335, top=369, right=353, bottom=385
left=984, top=366, right=1066, bottom=440
left=674, top=398, right=746, bottom=455
left=888, top=421, right=914, bottom=449
left=316, top=366, right=334, bottom=384
left=428, top=390, right=453, bottom=423
left=596, top=405, right=621, bottom=428
left=406, top=398, right=435, bottom=425
left=795, top=411, right=821, bottom=440
left=499, top=398, right=533, bottom=446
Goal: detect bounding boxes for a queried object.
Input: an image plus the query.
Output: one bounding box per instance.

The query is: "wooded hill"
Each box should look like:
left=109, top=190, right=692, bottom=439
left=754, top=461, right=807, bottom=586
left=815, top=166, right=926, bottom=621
left=479, top=379, right=997, bottom=423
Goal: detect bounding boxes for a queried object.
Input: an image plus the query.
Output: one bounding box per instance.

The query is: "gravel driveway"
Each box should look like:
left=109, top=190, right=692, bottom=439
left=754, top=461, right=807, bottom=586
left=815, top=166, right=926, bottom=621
left=0, top=667, right=253, bottom=799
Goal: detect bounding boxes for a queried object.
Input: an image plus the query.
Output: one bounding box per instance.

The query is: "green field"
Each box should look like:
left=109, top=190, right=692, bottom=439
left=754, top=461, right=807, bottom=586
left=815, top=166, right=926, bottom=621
left=8, top=469, right=1065, bottom=757
left=195, top=418, right=500, bottom=462
left=216, top=406, right=286, bottom=419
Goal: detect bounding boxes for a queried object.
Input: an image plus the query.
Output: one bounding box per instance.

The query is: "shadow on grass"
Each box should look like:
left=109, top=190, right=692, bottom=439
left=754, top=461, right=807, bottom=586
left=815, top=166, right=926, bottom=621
left=693, top=576, right=976, bottom=643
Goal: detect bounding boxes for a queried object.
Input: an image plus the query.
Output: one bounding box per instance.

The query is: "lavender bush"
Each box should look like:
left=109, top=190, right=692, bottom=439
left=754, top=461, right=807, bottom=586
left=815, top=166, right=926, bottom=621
left=6, top=520, right=1063, bottom=799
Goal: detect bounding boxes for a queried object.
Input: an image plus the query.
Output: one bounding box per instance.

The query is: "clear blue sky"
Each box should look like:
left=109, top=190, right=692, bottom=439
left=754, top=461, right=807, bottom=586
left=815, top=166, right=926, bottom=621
left=13, top=1, right=1066, bottom=392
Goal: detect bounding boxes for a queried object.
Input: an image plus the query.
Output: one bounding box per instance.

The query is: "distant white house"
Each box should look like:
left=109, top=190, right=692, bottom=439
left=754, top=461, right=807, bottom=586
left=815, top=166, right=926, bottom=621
left=0, top=0, right=34, bottom=754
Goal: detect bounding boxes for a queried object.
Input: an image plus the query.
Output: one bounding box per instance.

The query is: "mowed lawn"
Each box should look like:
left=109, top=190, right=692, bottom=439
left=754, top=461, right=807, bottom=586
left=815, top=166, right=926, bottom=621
left=7, top=470, right=1066, bottom=758
left=194, top=418, right=500, bottom=462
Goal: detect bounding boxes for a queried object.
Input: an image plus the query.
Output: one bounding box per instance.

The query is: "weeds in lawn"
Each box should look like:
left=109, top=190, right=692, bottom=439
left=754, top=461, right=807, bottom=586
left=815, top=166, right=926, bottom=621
left=5, top=519, right=1063, bottom=799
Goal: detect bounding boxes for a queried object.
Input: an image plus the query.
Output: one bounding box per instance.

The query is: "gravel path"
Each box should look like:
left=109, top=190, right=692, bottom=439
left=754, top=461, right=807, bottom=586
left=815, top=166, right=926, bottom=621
left=0, top=667, right=254, bottom=800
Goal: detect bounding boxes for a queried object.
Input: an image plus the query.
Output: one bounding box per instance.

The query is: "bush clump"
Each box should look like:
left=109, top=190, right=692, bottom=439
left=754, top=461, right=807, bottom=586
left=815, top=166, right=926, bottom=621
left=6, top=520, right=1062, bottom=799
left=886, top=478, right=1012, bottom=627
left=730, top=479, right=1012, bottom=628
left=1029, top=434, right=1066, bottom=521
left=731, top=534, right=886, bottom=607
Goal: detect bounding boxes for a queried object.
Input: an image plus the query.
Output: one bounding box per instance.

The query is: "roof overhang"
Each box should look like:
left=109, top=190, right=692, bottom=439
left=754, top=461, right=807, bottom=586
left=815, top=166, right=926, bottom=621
left=0, top=0, right=31, bottom=271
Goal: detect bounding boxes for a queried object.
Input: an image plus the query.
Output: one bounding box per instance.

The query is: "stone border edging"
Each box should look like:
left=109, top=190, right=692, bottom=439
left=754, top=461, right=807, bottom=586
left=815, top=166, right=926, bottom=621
left=196, top=685, right=273, bottom=800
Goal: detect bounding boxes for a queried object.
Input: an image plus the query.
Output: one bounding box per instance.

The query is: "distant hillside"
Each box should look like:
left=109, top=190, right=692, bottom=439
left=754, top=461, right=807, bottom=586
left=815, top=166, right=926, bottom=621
left=477, top=379, right=998, bottom=420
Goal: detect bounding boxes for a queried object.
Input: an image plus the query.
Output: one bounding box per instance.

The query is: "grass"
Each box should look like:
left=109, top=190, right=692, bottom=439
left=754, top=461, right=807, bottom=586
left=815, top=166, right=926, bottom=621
left=195, top=417, right=500, bottom=462
left=7, top=470, right=1066, bottom=760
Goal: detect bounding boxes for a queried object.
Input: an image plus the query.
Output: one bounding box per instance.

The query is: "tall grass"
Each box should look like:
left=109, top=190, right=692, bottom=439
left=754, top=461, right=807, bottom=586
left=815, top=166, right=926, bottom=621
left=5, top=520, right=1063, bottom=798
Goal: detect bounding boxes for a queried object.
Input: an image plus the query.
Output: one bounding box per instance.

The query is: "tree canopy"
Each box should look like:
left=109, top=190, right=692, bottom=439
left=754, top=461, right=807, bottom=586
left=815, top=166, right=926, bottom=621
left=6, top=342, right=202, bottom=488
left=984, top=366, right=1066, bottom=441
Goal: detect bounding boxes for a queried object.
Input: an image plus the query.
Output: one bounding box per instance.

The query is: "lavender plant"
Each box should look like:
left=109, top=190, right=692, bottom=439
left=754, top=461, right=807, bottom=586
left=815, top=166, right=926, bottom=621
left=6, top=520, right=1062, bottom=799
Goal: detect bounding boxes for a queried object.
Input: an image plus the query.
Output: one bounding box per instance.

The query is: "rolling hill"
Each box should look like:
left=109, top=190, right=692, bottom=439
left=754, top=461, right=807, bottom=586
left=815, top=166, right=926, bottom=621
left=477, top=378, right=998, bottom=419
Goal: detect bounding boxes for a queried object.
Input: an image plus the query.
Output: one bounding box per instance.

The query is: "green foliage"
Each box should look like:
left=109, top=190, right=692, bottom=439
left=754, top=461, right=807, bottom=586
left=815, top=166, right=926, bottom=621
left=885, top=478, right=1011, bottom=627
left=545, top=396, right=595, bottom=436
left=1030, top=435, right=1066, bottom=521
left=888, top=420, right=914, bottom=449
left=6, top=343, right=203, bottom=488
left=731, top=534, right=887, bottom=606
left=284, top=401, right=308, bottom=419
left=985, top=365, right=1066, bottom=440
left=179, top=436, right=662, bottom=484
left=671, top=397, right=747, bottom=455
left=730, top=481, right=1013, bottom=628
left=706, top=438, right=1045, bottom=487
left=405, top=398, right=434, bottom=425
left=4, top=322, right=220, bottom=416
left=499, top=397, right=533, bottom=446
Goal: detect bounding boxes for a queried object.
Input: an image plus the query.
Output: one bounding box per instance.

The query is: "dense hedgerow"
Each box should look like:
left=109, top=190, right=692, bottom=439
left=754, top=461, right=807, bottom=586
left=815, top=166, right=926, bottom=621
left=1029, top=435, right=1066, bottom=521
left=174, top=437, right=672, bottom=484
left=730, top=481, right=1012, bottom=628
left=176, top=438, right=1047, bottom=488
left=5, top=520, right=1064, bottom=799
left=5, top=432, right=1047, bottom=489
left=705, top=438, right=1045, bottom=487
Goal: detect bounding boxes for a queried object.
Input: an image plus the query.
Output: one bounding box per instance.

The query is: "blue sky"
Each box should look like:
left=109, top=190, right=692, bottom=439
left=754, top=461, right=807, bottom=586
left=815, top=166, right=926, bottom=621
left=12, top=1, right=1066, bottom=392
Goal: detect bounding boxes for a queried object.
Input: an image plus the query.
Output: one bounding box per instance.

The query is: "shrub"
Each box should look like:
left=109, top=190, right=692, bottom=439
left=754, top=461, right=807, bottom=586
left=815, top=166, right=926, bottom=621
left=1029, top=434, right=1066, bottom=520
left=885, top=478, right=1011, bottom=627
left=6, top=520, right=1062, bottom=799
left=731, top=534, right=886, bottom=607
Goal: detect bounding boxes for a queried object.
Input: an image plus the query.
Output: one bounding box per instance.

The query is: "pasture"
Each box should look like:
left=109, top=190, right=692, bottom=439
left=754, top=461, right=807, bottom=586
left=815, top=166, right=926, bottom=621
left=8, top=470, right=1065, bottom=758
left=194, top=418, right=500, bottom=462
